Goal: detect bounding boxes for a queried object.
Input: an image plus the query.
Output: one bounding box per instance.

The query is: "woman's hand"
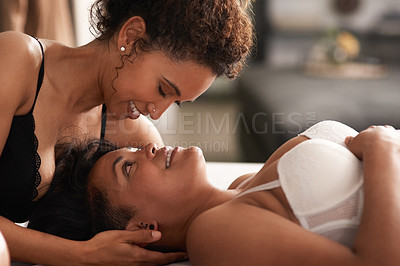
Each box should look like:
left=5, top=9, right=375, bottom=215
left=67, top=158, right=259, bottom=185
left=345, top=125, right=400, bottom=265
left=81, top=230, right=187, bottom=266
left=345, top=125, right=400, bottom=160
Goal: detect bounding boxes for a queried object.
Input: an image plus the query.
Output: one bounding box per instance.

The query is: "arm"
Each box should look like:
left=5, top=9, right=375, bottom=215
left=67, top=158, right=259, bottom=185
left=1, top=217, right=186, bottom=265
left=0, top=32, right=43, bottom=154
left=2, top=217, right=83, bottom=265
left=188, top=126, right=400, bottom=265
left=346, top=125, right=400, bottom=262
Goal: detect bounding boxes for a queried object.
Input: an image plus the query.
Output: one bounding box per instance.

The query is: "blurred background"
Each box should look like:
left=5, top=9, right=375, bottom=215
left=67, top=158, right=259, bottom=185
left=2, top=0, right=399, bottom=162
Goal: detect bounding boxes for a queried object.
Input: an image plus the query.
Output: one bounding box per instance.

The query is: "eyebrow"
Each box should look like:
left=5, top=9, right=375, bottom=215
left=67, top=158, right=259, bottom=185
left=162, top=76, right=181, bottom=97
left=112, top=156, right=123, bottom=180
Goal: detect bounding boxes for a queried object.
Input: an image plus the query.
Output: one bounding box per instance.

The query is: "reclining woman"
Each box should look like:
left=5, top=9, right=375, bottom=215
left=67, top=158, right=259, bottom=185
left=29, top=120, right=400, bottom=265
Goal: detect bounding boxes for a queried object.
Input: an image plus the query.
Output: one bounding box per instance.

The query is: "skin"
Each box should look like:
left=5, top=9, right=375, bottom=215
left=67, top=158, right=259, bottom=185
left=0, top=231, right=10, bottom=266
left=90, top=143, right=237, bottom=251
left=91, top=125, right=400, bottom=266
left=0, top=15, right=215, bottom=265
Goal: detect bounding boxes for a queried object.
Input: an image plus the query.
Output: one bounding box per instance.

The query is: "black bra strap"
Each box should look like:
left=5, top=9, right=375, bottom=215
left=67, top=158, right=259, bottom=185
left=29, top=37, right=45, bottom=114
left=101, top=104, right=107, bottom=139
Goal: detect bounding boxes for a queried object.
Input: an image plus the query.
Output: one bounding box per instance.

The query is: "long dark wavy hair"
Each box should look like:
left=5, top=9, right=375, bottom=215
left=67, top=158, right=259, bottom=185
left=28, top=138, right=133, bottom=241
left=90, top=0, right=255, bottom=79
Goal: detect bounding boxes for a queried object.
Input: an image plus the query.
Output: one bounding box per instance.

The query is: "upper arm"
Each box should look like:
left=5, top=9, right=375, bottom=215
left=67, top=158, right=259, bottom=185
left=187, top=203, right=359, bottom=266
left=104, top=115, right=164, bottom=148
left=0, top=32, right=41, bottom=155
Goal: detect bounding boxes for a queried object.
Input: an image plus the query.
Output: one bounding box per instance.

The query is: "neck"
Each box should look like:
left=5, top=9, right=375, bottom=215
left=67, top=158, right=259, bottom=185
left=46, top=38, right=118, bottom=114
left=167, top=186, right=239, bottom=251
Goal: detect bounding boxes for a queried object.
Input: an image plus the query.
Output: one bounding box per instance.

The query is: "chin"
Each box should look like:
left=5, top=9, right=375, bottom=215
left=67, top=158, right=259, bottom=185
left=187, top=146, right=206, bottom=166
left=186, top=146, right=204, bottom=159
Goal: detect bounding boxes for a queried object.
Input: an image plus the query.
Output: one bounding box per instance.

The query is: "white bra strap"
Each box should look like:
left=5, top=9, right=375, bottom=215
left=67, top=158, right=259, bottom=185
left=236, top=174, right=256, bottom=189
left=236, top=180, right=281, bottom=198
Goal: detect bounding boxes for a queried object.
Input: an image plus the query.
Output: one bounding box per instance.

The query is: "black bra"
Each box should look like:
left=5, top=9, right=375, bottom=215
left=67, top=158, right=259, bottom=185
left=0, top=37, right=44, bottom=222
left=0, top=37, right=108, bottom=222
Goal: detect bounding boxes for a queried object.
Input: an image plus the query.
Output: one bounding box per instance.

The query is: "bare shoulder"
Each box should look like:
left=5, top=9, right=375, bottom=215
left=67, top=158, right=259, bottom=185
left=0, top=31, right=41, bottom=66
left=186, top=202, right=283, bottom=266
left=187, top=200, right=353, bottom=266
left=0, top=31, right=44, bottom=115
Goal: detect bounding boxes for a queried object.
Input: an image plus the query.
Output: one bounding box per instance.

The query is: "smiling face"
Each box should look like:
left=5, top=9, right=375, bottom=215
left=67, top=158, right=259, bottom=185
left=88, top=143, right=208, bottom=235
left=106, top=51, right=216, bottom=120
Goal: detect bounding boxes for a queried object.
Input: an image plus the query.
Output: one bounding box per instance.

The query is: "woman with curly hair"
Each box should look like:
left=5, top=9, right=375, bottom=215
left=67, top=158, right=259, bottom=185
left=0, top=0, right=254, bottom=264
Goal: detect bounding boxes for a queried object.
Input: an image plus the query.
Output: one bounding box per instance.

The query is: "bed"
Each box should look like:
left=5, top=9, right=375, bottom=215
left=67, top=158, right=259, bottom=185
left=10, top=161, right=263, bottom=266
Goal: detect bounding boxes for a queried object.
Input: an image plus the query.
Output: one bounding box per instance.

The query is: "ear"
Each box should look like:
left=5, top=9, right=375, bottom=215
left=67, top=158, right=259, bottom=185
left=125, top=218, right=159, bottom=231
left=117, top=16, right=146, bottom=53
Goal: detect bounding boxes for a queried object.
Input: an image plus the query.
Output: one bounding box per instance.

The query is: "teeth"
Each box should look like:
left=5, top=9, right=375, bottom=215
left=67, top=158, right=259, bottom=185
left=127, top=146, right=140, bottom=152
left=166, top=147, right=173, bottom=168
left=129, top=101, right=140, bottom=116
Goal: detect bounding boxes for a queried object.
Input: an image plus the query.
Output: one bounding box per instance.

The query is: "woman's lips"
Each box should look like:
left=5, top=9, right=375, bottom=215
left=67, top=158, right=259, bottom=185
left=165, top=147, right=179, bottom=169
left=128, top=101, right=140, bottom=119
left=170, top=147, right=179, bottom=165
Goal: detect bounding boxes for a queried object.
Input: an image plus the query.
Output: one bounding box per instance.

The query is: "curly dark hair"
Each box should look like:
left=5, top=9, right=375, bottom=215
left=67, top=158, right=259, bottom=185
left=90, top=0, right=254, bottom=78
left=28, top=139, right=134, bottom=241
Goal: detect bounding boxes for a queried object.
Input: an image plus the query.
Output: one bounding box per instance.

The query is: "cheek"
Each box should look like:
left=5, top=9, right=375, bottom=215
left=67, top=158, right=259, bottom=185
left=112, top=65, right=153, bottom=97
left=133, top=184, right=179, bottom=217
left=132, top=168, right=167, bottom=195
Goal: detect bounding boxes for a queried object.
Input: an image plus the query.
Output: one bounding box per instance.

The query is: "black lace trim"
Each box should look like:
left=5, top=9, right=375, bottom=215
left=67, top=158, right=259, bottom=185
left=30, top=37, right=44, bottom=201
left=32, top=119, right=42, bottom=200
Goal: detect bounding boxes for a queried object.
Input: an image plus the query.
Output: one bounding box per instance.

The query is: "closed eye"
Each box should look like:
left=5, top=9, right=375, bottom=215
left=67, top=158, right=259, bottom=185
left=159, top=83, right=181, bottom=107
left=158, top=84, right=166, bottom=98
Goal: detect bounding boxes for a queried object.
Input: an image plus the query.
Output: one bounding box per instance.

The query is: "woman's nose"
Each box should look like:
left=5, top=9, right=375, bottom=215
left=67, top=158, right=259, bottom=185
left=145, top=143, right=159, bottom=159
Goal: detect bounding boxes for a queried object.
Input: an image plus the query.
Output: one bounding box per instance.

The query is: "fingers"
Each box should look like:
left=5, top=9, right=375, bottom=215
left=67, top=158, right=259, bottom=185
left=117, top=229, right=162, bottom=244
left=87, top=230, right=187, bottom=266
left=119, top=230, right=188, bottom=264
left=367, top=125, right=396, bottom=131
left=123, top=231, right=188, bottom=265
left=345, top=124, right=400, bottom=159
left=345, top=135, right=363, bottom=160
left=344, top=136, right=354, bottom=146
